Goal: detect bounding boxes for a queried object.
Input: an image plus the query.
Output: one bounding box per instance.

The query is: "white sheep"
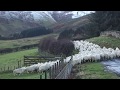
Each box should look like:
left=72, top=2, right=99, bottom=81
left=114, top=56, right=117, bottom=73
left=13, top=67, right=26, bottom=76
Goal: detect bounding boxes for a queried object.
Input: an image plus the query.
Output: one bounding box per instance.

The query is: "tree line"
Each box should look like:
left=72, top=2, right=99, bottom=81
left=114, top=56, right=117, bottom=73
left=0, top=26, right=53, bottom=40
left=0, top=44, right=38, bottom=54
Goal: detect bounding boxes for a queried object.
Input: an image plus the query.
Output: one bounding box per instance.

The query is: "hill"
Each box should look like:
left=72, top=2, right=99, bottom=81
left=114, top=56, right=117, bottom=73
left=87, top=36, right=120, bottom=49
left=0, top=11, right=56, bottom=37
left=49, top=14, right=90, bottom=33
left=0, top=11, right=92, bottom=37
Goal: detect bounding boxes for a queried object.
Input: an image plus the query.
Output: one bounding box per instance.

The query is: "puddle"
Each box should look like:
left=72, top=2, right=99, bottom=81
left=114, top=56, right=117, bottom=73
left=101, top=58, right=120, bottom=75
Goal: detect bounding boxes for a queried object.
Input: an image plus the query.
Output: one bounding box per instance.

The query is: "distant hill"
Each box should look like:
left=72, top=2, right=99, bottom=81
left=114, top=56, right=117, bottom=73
left=0, top=11, right=93, bottom=38
left=49, top=14, right=91, bottom=33
left=0, top=11, right=56, bottom=37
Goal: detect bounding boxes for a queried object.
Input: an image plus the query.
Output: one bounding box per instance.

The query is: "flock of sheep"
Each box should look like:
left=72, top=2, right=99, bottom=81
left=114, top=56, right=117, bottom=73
left=64, top=40, right=120, bottom=65
left=13, top=40, right=120, bottom=75
left=13, top=60, right=59, bottom=75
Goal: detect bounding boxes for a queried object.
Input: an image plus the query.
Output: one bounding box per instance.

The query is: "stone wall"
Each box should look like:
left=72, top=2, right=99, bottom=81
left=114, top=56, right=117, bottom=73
left=100, top=31, right=120, bottom=39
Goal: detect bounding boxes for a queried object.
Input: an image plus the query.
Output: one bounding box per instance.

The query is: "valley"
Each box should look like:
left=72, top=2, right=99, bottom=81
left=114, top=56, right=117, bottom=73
left=0, top=11, right=120, bottom=79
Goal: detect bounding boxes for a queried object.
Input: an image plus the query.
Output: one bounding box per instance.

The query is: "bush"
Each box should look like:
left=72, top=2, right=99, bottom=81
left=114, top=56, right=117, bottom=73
left=49, top=41, right=60, bottom=55
left=59, top=39, right=75, bottom=56
left=38, top=37, right=75, bottom=57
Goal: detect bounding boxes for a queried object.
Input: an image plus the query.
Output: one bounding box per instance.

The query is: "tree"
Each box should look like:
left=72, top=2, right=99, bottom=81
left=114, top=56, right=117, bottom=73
left=88, top=11, right=120, bottom=32
left=38, top=37, right=75, bottom=57
left=59, top=39, right=74, bottom=56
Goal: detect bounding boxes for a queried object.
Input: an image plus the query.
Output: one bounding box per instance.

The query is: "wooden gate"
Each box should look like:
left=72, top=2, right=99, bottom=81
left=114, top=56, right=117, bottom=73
left=24, top=56, right=62, bottom=66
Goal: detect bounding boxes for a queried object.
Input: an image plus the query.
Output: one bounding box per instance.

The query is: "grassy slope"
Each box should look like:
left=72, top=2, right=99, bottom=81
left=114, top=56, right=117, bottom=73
left=87, top=36, right=120, bottom=49
left=0, top=71, right=50, bottom=79
left=0, top=48, right=38, bottom=68
left=0, top=33, right=58, bottom=49
left=0, top=48, right=55, bottom=79
left=72, top=36, right=120, bottom=79
left=0, top=72, right=40, bottom=79
left=0, top=48, right=56, bottom=68
left=0, top=48, right=38, bottom=79
left=0, top=48, right=53, bottom=79
left=73, top=63, right=120, bottom=79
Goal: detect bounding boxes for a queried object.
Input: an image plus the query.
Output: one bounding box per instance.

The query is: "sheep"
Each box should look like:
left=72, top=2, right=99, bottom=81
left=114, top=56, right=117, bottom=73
left=72, top=40, right=120, bottom=66
left=13, top=67, right=26, bottom=76
left=25, top=64, right=40, bottom=73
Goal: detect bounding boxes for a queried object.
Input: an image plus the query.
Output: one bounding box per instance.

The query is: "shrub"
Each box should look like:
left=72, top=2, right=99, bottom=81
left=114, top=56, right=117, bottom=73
left=38, top=37, right=75, bottom=57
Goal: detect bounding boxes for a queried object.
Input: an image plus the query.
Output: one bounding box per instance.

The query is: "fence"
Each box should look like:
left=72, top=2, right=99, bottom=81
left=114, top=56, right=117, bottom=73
left=0, top=59, right=23, bottom=73
left=39, top=56, right=120, bottom=79
left=55, top=57, right=73, bottom=79
left=39, top=56, right=73, bottom=79
left=0, top=56, right=62, bottom=73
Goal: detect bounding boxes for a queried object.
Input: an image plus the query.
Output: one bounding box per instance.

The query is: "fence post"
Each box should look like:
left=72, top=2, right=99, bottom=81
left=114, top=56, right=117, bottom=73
left=54, top=63, right=57, bottom=77
left=18, top=60, right=19, bottom=68
left=58, top=61, right=61, bottom=72
left=4, top=66, right=5, bottom=72
left=49, top=67, right=52, bottom=79
left=45, top=71, right=47, bottom=79
left=10, top=66, right=11, bottom=71
left=52, top=65, right=54, bottom=79
left=40, top=74, right=42, bottom=79
left=19, top=60, right=21, bottom=68
left=60, top=60, right=62, bottom=72
left=56, top=62, right=59, bottom=75
left=8, top=66, right=9, bottom=71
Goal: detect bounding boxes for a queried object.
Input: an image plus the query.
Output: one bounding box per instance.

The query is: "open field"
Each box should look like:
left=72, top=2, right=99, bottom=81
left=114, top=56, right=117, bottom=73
left=0, top=33, right=58, bottom=49
left=72, top=62, right=120, bottom=79
left=87, top=36, right=120, bottom=49
left=0, top=48, right=38, bottom=68
left=0, top=48, right=54, bottom=79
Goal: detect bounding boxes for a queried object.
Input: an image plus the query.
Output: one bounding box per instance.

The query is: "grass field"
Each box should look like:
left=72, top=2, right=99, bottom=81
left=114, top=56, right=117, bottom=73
left=87, top=36, right=120, bottom=49
left=0, top=72, right=40, bottom=79
left=0, top=48, right=55, bottom=68
left=73, top=62, right=120, bottom=79
left=0, top=48, right=38, bottom=68
left=0, top=49, right=52, bottom=79
left=0, top=71, right=50, bottom=79
left=0, top=33, right=58, bottom=49
left=0, top=48, right=54, bottom=79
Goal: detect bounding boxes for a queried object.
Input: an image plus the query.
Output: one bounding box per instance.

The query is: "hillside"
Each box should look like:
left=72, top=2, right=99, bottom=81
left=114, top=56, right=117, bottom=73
left=87, top=36, right=120, bottom=49
left=0, top=11, right=56, bottom=37
left=0, top=11, right=93, bottom=37
left=49, top=14, right=91, bottom=33
left=0, top=33, right=58, bottom=49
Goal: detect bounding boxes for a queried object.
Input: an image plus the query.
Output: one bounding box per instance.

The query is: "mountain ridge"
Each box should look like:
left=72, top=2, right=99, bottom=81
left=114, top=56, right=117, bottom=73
left=0, top=11, right=93, bottom=37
